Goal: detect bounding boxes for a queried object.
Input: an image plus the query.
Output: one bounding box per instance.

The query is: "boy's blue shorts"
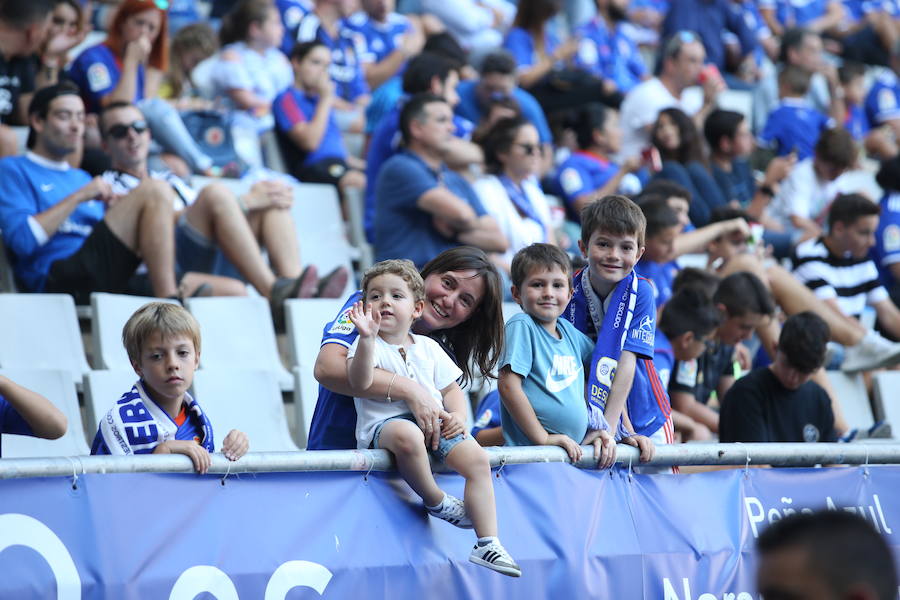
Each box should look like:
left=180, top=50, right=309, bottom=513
left=372, top=414, right=468, bottom=463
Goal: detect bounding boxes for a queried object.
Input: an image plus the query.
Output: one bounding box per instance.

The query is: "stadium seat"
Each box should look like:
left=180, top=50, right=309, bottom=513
left=184, top=296, right=293, bottom=390
left=343, top=186, right=374, bottom=271
left=872, top=372, right=900, bottom=439
left=192, top=368, right=299, bottom=451
left=0, top=368, right=90, bottom=457
left=285, top=298, right=347, bottom=446
left=0, top=294, right=91, bottom=390
left=91, top=293, right=179, bottom=371
left=826, top=371, right=875, bottom=431
left=82, top=369, right=142, bottom=435
left=191, top=176, right=357, bottom=298
left=502, top=301, right=523, bottom=323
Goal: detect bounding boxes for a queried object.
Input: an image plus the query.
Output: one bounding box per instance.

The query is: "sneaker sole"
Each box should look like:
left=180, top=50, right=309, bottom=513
left=426, top=510, right=473, bottom=529
left=843, top=346, right=900, bottom=372
left=469, top=555, right=521, bottom=577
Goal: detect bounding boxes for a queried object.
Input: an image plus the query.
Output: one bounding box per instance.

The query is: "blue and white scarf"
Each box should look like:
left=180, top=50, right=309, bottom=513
left=567, top=267, right=638, bottom=437
left=96, top=381, right=214, bottom=455
left=498, top=175, right=546, bottom=232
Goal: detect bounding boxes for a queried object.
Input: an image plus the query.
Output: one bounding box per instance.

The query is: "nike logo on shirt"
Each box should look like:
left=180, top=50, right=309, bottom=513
left=545, top=354, right=582, bottom=393
left=40, top=183, right=54, bottom=192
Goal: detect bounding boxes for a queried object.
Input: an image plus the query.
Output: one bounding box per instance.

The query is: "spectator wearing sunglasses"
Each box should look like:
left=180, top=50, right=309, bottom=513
left=0, top=83, right=182, bottom=302
left=98, top=101, right=349, bottom=322
left=472, top=116, right=556, bottom=295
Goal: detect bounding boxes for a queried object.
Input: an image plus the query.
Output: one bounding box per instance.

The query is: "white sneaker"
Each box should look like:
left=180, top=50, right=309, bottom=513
left=469, top=539, right=521, bottom=577
left=842, top=331, right=900, bottom=372
left=426, top=494, right=473, bottom=529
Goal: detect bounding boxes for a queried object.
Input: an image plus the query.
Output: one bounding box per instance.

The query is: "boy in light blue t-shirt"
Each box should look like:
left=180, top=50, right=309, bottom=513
left=498, top=243, right=617, bottom=467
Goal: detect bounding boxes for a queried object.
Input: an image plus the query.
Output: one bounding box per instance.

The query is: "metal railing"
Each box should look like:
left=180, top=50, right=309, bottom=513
left=1, top=442, right=899, bottom=479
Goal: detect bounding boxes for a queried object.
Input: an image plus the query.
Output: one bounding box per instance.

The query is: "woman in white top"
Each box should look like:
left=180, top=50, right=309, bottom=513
left=473, top=116, right=556, bottom=281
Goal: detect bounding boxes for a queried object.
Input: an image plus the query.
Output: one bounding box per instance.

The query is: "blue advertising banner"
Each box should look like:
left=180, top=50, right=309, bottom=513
left=0, top=463, right=898, bottom=598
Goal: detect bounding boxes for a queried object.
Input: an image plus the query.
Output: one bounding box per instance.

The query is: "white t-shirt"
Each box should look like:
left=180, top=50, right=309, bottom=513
left=349, top=333, right=462, bottom=449
left=618, top=77, right=703, bottom=160
left=769, top=159, right=839, bottom=233
left=472, top=174, right=552, bottom=267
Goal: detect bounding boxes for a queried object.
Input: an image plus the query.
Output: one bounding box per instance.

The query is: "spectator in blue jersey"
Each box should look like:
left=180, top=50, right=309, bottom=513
left=574, top=0, right=649, bottom=96
left=373, top=93, right=507, bottom=268
left=555, top=103, right=643, bottom=224
left=659, top=0, right=757, bottom=76
left=873, top=156, right=900, bottom=308
left=473, top=117, right=556, bottom=294
left=669, top=271, right=775, bottom=435
left=274, top=41, right=366, bottom=189
left=295, top=0, right=370, bottom=131
left=100, top=101, right=347, bottom=323
left=364, top=52, right=481, bottom=242
left=752, top=28, right=839, bottom=134
left=498, top=243, right=617, bottom=465
left=471, top=389, right=502, bottom=446
left=794, top=194, right=900, bottom=346
left=653, top=283, right=721, bottom=441
left=211, top=0, right=293, bottom=167
left=724, top=0, right=778, bottom=87
left=864, top=55, right=900, bottom=148
left=454, top=51, right=554, bottom=162
left=0, top=83, right=184, bottom=302
left=831, top=0, right=896, bottom=67
left=758, top=65, right=833, bottom=160
left=92, top=302, right=249, bottom=472
left=758, top=0, right=844, bottom=36
left=650, top=107, right=728, bottom=227
left=503, top=0, right=622, bottom=113
left=344, top=0, right=425, bottom=92
left=0, top=374, right=67, bottom=457
left=704, top=108, right=796, bottom=256
left=276, top=0, right=312, bottom=55
left=68, top=0, right=216, bottom=175
left=563, top=196, right=664, bottom=455
left=636, top=196, right=682, bottom=307
left=309, top=246, right=505, bottom=451
left=837, top=61, right=897, bottom=159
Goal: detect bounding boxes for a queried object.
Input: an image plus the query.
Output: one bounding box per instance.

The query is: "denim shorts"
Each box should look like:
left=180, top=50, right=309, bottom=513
left=175, top=214, right=220, bottom=274
left=372, top=414, right=468, bottom=463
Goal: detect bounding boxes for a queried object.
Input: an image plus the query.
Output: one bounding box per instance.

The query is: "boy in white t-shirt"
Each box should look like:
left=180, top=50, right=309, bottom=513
left=347, top=259, right=521, bottom=577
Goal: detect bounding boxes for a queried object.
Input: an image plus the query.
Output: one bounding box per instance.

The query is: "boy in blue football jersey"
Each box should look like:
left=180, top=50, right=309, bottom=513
left=92, top=302, right=249, bottom=473
left=498, top=243, right=617, bottom=464
left=758, top=65, right=832, bottom=160
left=0, top=376, right=67, bottom=457
left=562, top=195, right=668, bottom=455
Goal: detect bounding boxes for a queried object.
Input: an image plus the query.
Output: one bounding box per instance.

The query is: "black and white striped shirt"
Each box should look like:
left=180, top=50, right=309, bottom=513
left=101, top=169, right=198, bottom=211
left=792, top=237, right=888, bottom=318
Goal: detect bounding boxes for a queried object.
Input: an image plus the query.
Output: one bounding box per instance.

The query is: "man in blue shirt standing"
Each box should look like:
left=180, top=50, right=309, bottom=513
left=374, top=93, right=507, bottom=268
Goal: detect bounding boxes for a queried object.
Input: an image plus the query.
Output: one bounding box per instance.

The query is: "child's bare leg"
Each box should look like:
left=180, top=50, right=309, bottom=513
left=444, top=438, right=497, bottom=538
left=378, top=420, right=444, bottom=507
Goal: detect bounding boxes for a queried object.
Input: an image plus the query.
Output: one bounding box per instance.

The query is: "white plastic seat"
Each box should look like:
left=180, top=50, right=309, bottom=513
left=192, top=368, right=299, bottom=451
left=826, top=371, right=875, bottom=431
left=185, top=296, right=293, bottom=390
left=0, top=294, right=90, bottom=389
left=502, top=301, right=522, bottom=324
left=285, top=298, right=347, bottom=446
left=82, top=369, right=141, bottom=436
left=0, top=368, right=90, bottom=457
left=872, top=372, right=900, bottom=438
left=91, top=293, right=180, bottom=371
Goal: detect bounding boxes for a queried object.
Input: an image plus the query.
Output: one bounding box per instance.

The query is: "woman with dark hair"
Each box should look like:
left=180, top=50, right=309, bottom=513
left=650, top=107, right=727, bottom=226
left=309, top=246, right=505, bottom=451
left=68, top=0, right=215, bottom=174
left=503, top=0, right=621, bottom=113
left=473, top=117, right=555, bottom=286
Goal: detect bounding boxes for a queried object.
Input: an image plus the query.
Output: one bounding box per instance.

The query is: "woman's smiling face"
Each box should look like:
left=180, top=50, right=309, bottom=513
left=418, top=270, right=486, bottom=332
